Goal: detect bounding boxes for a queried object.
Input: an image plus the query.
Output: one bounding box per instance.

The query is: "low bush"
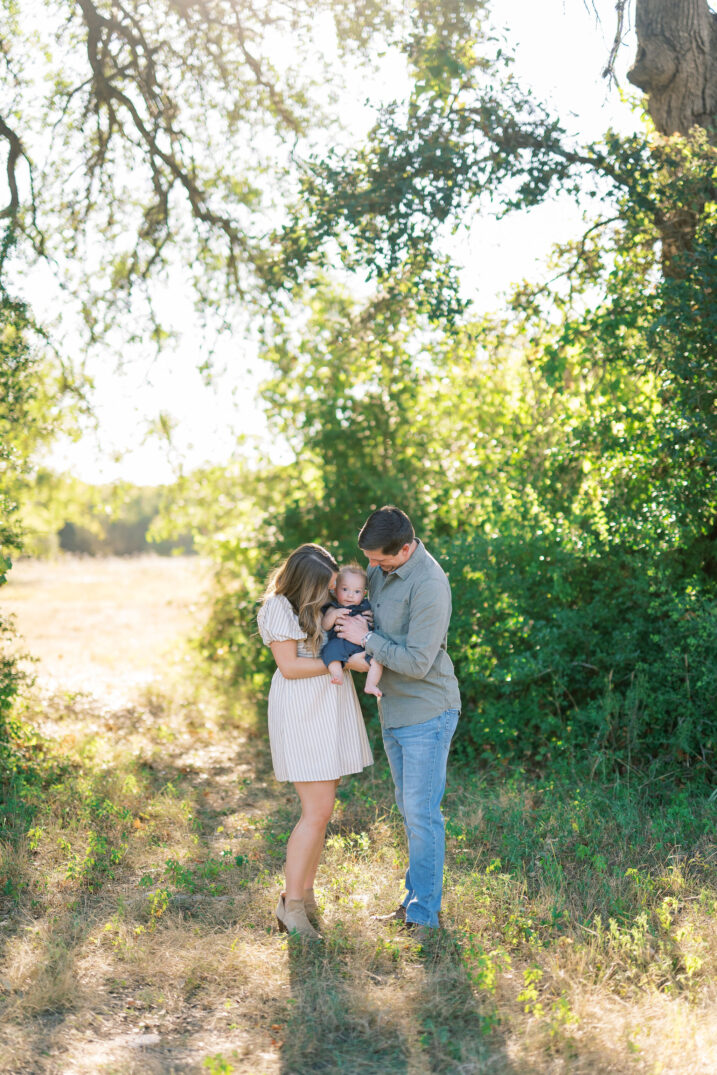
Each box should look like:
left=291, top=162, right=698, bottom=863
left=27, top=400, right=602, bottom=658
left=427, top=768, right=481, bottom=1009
left=441, top=531, right=716, bottom=772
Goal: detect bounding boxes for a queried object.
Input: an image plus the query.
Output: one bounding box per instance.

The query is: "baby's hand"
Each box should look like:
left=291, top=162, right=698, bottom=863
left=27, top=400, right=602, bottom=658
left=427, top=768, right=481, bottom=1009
left=322, top=606, right=341, bottom=629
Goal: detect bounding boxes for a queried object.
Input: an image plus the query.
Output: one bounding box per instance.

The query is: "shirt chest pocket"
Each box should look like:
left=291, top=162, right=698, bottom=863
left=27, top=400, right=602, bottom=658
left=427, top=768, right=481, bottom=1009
left=374, top=585, right=410, bottom=638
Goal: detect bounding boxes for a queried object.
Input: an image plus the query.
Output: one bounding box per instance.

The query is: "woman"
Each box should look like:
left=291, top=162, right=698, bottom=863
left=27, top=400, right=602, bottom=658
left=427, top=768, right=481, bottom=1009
left=257, top=543, right=373, bottom=938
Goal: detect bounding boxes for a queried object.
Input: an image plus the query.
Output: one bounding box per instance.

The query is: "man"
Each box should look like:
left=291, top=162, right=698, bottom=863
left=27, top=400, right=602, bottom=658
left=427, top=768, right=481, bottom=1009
left=337, top=505, right=461, bottom=932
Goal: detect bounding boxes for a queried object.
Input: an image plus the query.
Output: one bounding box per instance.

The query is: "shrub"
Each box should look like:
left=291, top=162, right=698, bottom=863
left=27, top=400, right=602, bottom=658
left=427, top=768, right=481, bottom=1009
left=0, top=295, right=36, bottom=767
left=440, top=531, right=716, bottom=772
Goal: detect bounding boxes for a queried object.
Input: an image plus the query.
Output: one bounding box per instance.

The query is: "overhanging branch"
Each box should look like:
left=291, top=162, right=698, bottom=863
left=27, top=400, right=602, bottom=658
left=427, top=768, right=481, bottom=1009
left=0, top=114, right=27, bottom=220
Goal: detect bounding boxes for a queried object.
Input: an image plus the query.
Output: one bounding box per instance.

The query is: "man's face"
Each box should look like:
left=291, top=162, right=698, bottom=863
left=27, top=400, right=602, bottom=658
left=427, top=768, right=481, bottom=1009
left=362, top=543, right=413, bottom=573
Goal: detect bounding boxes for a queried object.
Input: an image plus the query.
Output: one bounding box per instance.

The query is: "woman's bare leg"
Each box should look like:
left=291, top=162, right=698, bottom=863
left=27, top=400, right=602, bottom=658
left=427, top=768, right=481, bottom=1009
left=285, top=779, right=337, bottom=900
left=302, top=778, right=340, bottom=890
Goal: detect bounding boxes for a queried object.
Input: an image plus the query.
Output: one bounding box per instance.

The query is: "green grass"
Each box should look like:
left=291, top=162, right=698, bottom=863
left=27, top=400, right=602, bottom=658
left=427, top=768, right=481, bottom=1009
left=1, top=682, right=716, bottom=1073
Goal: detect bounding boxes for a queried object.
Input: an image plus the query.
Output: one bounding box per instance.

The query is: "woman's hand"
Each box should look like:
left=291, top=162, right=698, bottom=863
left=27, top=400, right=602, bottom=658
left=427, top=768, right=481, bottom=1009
left=346, top=650, right=370, bottom=673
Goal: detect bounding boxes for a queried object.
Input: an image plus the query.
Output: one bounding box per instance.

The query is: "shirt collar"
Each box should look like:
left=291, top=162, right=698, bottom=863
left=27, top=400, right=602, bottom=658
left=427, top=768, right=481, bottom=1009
left=392, top=538, right=426, bottom=580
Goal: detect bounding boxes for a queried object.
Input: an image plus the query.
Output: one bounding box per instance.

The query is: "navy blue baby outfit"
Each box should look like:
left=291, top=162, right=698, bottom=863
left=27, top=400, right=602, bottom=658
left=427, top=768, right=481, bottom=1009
left=321, top=598, right=372, bottom=667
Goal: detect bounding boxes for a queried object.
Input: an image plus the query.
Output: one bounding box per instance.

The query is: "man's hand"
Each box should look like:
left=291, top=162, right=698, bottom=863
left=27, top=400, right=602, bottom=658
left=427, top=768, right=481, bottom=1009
left=337, top=614, right=369, bottom=646
left=346, top=650, right=369, bottom=673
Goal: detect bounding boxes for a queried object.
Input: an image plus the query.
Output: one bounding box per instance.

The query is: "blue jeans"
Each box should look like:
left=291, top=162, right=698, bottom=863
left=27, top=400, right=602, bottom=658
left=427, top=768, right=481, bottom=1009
left=382, top=708, right=460, bottom=928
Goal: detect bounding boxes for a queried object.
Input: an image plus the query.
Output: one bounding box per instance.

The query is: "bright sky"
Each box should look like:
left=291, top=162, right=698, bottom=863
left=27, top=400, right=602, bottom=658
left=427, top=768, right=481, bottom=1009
left=37, top=0, right=638, bottom=487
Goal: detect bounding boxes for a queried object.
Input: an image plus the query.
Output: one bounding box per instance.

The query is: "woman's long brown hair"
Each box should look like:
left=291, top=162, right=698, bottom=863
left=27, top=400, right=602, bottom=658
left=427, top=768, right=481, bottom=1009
left=263, top=543, right=338, bottom=654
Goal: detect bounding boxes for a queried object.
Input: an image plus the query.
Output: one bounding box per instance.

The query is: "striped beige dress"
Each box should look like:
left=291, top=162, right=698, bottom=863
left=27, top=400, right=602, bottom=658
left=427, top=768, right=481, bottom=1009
left=257, top=594, right=374, bottom=782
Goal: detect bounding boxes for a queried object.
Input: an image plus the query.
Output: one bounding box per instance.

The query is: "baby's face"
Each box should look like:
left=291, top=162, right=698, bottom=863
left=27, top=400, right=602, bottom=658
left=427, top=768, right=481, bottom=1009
left=335, top=574, right=365, bottom=607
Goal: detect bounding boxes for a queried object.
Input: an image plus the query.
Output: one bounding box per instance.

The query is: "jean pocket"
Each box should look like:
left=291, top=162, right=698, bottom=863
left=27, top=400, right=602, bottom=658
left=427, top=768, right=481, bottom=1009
left=441, top=708, right=459, bottom=740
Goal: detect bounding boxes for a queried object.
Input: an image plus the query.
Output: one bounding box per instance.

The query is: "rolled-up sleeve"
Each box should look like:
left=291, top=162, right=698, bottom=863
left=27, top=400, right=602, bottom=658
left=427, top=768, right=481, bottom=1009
left=365, top=578, right=450, bottom=679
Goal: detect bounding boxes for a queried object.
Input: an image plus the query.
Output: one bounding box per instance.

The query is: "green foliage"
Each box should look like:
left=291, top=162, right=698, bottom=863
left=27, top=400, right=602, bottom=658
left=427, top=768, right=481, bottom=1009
left=156, top=851, right=248, bottom=895
left=441, top=530, right=717, bottom=769
left=21, top=471, right=195, bottom=557
left=177, top=118, right=717, bottom=774
left=0, top=298, right=43, bottom=559
left=0, top=294, right=61, bottom=763
left=176, top=280, right=542, bottom=691
left=4, top=0, right=459, bottom=341
left=579, top=131, right=717, bottom=557
left=202, top=1055, right=236, bottom=1075
left=273, top=13, right=620, bottom=320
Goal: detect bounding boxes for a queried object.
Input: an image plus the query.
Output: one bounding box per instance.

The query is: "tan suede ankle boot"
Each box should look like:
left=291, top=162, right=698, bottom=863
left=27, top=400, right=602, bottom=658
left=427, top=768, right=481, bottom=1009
left=303, top=888, right=319, bottom=925
left=276, top=895, right=320, bottom=939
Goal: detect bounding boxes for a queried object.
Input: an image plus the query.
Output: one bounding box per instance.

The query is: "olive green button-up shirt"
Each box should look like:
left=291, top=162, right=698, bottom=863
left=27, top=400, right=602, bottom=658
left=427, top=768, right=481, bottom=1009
left=363, top=540, right=461, bottom=728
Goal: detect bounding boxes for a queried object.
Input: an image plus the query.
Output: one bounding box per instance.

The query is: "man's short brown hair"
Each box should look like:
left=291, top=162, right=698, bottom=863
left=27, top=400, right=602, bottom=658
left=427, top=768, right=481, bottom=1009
left=358, top=506, right=414, bottom=555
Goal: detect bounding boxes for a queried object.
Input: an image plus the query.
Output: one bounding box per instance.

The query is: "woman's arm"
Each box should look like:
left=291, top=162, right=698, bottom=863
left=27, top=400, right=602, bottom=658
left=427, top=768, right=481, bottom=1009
left=269, top=639, right=330, bottom=680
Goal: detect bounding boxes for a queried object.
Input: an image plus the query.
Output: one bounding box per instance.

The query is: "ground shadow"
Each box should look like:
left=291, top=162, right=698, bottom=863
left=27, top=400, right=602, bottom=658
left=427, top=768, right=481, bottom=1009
left=279, top=917, right=525, bottom=1075
left=282, top=936, right=410, bottom=1074
left=415, top=927, right=522, bottom=1075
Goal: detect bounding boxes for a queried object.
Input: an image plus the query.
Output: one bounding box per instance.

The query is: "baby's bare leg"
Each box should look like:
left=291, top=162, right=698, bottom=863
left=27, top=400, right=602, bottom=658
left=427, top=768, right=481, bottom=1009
left=328, top=660, right=344, bottom=685
left=364, top=660, right=383, bottom=698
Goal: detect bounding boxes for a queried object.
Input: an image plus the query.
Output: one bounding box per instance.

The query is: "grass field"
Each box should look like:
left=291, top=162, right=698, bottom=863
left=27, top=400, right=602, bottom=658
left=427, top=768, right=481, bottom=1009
left=1, top=557, right=716, bottom=1074
left=2, top=556, right=211, bottom=699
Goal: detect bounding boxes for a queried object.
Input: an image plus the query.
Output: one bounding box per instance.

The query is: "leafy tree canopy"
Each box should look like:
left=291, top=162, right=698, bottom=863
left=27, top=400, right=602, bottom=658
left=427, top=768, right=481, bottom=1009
left=0, top=0, right=492, bottom=341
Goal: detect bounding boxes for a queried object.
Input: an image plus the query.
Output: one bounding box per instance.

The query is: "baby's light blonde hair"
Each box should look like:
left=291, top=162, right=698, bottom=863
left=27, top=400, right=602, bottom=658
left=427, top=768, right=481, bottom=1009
left=336, top=563, right=367, bottom=588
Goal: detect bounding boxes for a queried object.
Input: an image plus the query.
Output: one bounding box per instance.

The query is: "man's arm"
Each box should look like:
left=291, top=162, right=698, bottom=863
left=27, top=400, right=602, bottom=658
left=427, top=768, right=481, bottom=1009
left=339, top=578, right=450, bottom=680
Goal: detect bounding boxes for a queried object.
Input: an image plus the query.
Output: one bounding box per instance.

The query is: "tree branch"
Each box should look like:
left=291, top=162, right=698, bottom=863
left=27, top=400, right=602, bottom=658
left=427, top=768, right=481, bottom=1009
left=602, top=0, right=631, bottom=85
left=76, top=0, right=250, bottom=286
left=0, top=114, right=27, bottom=220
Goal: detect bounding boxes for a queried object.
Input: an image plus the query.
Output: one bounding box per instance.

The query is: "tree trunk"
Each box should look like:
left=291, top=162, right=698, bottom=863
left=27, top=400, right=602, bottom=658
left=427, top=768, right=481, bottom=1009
left=628, top=0, right=717, bottom=139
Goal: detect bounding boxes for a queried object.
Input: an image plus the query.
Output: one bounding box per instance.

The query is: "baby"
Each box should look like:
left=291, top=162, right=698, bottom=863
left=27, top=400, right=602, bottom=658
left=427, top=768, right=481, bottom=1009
left=321, top=565, right=383, bottom=698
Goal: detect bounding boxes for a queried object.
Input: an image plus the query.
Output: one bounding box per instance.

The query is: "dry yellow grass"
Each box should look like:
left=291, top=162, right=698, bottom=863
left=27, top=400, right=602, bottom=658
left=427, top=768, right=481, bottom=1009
left=0, top=556, right=716, bottom=1074
left=2, top=555, right=211, bottom=698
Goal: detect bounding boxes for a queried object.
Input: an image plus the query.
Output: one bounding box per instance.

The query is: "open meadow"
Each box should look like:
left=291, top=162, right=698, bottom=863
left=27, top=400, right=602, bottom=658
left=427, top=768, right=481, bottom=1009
left=0, top=557, right=716, bottom=1074
left=1, top=556, right=212, bottom=700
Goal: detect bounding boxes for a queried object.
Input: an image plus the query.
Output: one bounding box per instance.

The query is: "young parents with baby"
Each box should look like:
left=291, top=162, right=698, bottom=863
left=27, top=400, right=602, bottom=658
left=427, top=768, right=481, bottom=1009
left=257, top=506, right=460, bottom=940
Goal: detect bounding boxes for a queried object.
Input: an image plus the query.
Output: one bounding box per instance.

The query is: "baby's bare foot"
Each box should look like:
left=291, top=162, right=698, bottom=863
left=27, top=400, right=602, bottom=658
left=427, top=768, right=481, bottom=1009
left=365, top=685, right=382, bottom=698
left=328, top=661, right=343, bottom=685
